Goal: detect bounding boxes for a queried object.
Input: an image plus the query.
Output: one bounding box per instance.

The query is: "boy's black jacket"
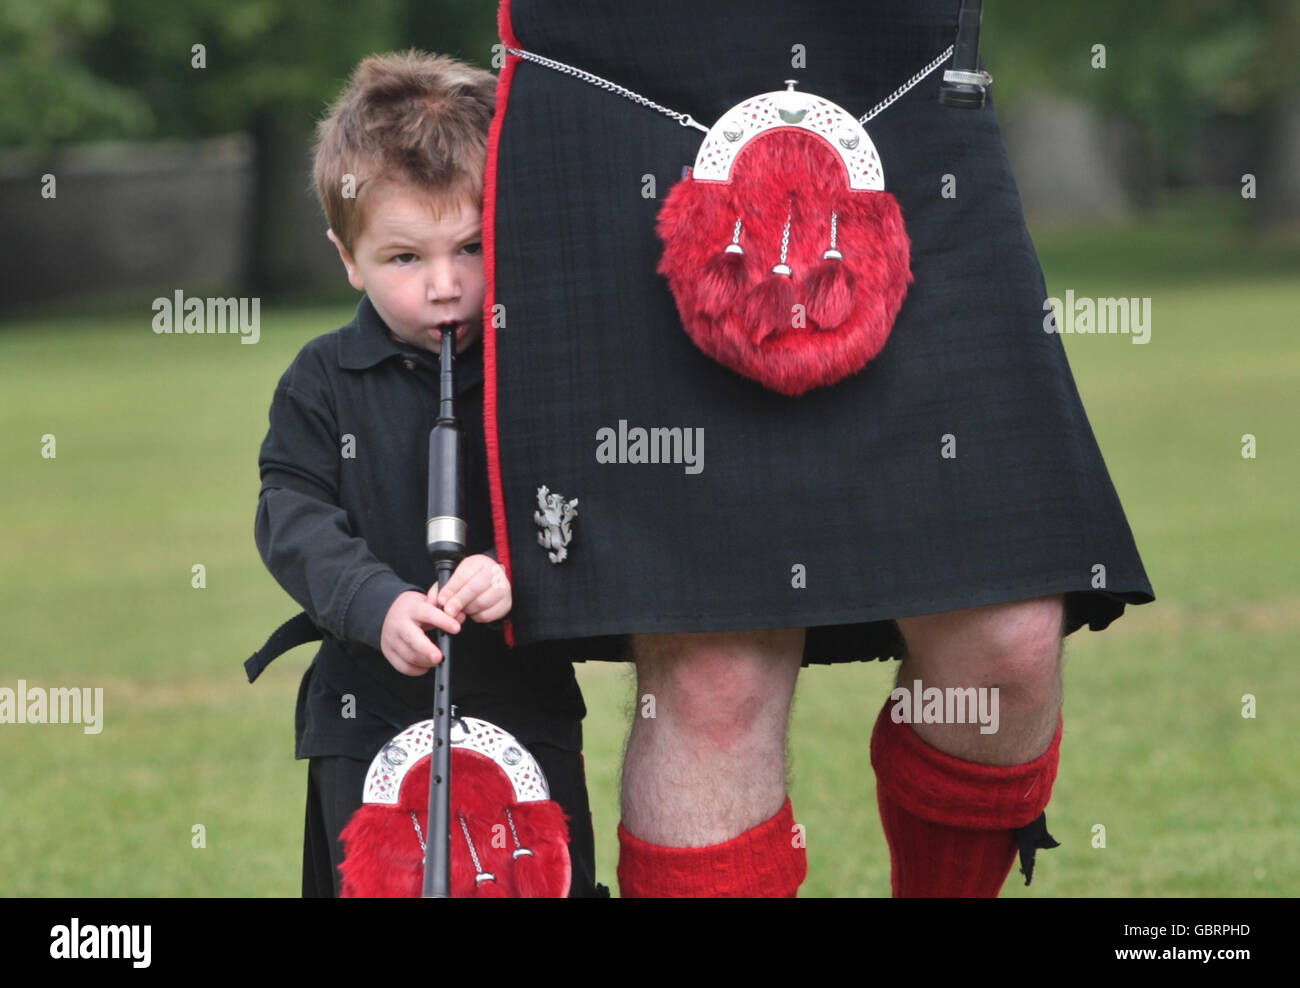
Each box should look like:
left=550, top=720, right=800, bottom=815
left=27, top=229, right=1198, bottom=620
left=252, top=295, right=584, bottom=761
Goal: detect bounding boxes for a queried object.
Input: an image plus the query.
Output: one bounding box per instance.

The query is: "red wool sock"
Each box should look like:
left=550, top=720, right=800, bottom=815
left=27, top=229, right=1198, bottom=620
left=870, top=699, right=1063, bottom=898
left=617, top=797, right=807, bottom=898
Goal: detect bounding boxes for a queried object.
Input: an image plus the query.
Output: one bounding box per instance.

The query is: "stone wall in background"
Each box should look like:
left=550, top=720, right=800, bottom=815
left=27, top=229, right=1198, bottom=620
left=1000, top=94, right=1134, bottom=225
left=0, top=134, right=337, bottom=318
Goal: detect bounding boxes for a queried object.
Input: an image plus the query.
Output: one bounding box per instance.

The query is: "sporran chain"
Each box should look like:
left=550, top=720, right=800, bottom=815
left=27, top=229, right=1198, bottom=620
left=504, top=44, right=957, bottom=130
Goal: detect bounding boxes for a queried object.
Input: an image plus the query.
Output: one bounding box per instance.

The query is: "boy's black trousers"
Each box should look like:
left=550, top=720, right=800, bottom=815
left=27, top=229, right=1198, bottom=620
left=303, top=744, right=602, bottom=897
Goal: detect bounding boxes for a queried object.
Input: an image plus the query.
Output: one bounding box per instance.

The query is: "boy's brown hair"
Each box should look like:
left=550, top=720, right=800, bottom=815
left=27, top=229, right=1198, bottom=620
left=312, top=48, right=497, bottom=254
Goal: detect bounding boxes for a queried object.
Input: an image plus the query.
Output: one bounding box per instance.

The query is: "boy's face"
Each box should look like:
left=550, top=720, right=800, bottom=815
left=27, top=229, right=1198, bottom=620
left=328, top=180, right=484, bottom=356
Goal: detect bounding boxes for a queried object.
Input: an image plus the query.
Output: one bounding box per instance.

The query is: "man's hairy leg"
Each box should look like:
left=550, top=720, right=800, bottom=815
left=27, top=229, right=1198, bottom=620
left=622, top=627, right=804, bottom=847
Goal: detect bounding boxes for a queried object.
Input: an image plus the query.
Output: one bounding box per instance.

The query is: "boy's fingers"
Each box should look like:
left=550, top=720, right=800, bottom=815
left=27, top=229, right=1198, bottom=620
left=461, top=585, right=506, bottom=619
left=385, top=634, right=428, bottom=676
left=469, top=598, right=510, bottom=624
left=387, top=648, right=425, bottom=677
left=433, top=559, right=478, bottom=606
left=401, top=625, right=442, bottom=666
left=432, top=576, right=459, bottom=609
left=411, top=602, right=461, bottom=635
left=434, top=557, right=494, bottom=613
left=441, top=569, right=493, bottom=620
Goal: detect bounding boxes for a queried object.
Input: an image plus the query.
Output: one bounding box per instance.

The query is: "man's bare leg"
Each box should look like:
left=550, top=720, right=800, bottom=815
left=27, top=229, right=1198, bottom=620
left=617, top=627, right=806, bottom=896
left=896, top=594, right=1065, bottom=764
left=623, top=627, right=803, bottom=844
left=871, top=595, right=1066, bottom=896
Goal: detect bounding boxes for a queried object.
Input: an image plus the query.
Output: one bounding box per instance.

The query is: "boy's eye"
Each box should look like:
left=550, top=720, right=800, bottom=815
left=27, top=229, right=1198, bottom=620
left=392, top=253, right=417, bottom=264
left=460, top=242, right=483, bottom=256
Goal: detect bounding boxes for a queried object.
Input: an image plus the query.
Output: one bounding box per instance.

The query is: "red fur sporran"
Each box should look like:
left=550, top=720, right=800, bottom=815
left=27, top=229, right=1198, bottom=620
left=338, top=718, right=572, bottom=898
left=656, top=126, right=913, bottom=396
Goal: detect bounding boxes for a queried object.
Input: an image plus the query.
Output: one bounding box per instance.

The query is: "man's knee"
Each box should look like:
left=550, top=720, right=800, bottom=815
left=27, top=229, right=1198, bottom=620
left=896, top=595, right=1064, bottom=698
left=632, top=628, right=802, bottom=749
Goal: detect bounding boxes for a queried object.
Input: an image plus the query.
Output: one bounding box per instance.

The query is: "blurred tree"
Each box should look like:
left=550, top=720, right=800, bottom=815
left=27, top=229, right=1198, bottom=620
left=0, top=0, right=153, bottom=152
left=1, top=0, right=499, bottom=292
left=985, top=0, right=1300, bottom=222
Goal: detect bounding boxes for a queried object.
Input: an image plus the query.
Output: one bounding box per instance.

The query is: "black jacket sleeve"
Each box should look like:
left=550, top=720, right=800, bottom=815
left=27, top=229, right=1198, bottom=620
left=254, top=376, right=423, bottom=652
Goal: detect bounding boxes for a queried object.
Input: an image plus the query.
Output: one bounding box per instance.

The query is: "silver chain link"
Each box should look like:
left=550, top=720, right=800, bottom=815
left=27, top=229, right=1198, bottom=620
left=505, top=47, right=707, bottom=132
left=458, top=815, right=486, bottom=874
left=504, top=806, right=535, bottom=859
left=860, top=45, right=955, bottom=123
left=505, top=44, right=956, bottom=132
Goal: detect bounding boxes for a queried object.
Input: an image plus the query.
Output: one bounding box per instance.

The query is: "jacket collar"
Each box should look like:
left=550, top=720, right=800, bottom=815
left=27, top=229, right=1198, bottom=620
left=338, top=294, right=484, bottom=390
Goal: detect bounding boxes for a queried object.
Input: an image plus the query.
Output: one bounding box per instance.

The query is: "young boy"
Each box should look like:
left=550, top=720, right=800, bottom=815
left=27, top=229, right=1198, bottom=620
left=250, top=49, right=599, bottom=897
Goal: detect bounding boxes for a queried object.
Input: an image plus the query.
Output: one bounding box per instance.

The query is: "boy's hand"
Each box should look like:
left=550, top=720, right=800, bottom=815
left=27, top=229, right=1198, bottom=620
left=380, top=590, right=461, bottom=676
left=432, top=553, right=512, bottom=624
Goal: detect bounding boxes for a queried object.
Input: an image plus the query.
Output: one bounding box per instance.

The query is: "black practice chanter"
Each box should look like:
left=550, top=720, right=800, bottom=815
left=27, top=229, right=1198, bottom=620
left=421, top=325, right=464, bottom=898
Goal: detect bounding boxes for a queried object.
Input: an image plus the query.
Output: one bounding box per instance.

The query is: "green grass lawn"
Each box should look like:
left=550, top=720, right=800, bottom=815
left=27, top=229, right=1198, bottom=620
left=1, top=197, right=1296, bottom=896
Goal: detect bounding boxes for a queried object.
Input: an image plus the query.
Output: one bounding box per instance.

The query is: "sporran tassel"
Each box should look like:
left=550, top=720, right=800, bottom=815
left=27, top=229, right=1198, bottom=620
left=803, top=213, right=856, bottom=329
left=744, top=207, right=796, bottom=343
left=802, top=261, right=856, bottom=330
left=504, top=806, right=549, bottom=898
left=460, top=814, right=508, bottom=897
left=474, top=877, right=508, bottom=897
left=697, top=218, right=751, bottom=317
